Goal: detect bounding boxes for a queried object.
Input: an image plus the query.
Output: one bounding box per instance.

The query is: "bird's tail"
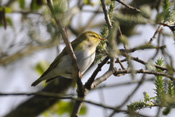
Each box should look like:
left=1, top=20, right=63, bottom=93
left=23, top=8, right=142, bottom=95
left=31, top=71, right=52, bottom=86
left=31, top=79, right=42, bottom=86
left=31, top=75, right=58, bottom=86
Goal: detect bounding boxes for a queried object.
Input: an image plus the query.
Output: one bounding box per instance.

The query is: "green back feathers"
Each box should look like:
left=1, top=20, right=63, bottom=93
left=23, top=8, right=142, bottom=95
left=72, top=31, right=102, bottom=48
left=40, top=31, right=102, bottom=77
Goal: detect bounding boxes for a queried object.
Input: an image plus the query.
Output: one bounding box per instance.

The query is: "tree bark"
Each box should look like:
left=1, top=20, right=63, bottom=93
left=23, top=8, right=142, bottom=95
left=5, top=77, right=72, bottom=117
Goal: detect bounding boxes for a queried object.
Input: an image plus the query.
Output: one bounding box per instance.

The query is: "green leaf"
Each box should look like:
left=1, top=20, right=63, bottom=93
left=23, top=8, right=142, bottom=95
left=56, top=101, right=87, bottom=115
left=79, top=104, right=87, bottom=115
left=35, top=61, right=49, bottom=75
left=127, top=101, right=152, bottom=112
left=155, top=58, right=164, bottom=71
left=156, top=0, right=171, bottom=22
left=0, top=7, right=12, bottom=13
left=18, top=0, right=25, bottom=9
left=84, top=0, right=95, bottom=6
left=30, top=0, right=44, bottom=11
left=57, top=101, right=72, bottom=115
left=44, top=100, right=88, bottom=116
left=119, top=35, right=128, bottom=45
left=140, top=5, right=151, bottom=19
left=6, top=17, right=13, bottom=26
left=52, top=0, right=68, bottom=16
left=168, top=80, right=175, bottom=96
left=4, top=7, right=12, bottom=13
left=163, top=0, right=170, bottom=11
left=155, top=58, right=165, bottom=104
left=143, top=92, right=150, bottom=102
left=0, top=7, right=6, bottom=29
left=163, top=106, right=172, bottom=115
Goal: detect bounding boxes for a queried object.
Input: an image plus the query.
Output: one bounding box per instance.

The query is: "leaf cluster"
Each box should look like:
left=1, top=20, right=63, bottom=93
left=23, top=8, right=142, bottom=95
left=127, top=58, right=175, bottom=116
left=43, top=101, right=87, bottom=116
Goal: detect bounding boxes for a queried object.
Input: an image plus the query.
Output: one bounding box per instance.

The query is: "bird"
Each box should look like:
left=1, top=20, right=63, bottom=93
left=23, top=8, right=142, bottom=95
left=31, top=31, right=105, bottom=86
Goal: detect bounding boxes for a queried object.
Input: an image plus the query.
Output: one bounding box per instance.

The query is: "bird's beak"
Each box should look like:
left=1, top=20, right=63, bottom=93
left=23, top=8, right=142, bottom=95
left=100, top=38, right=107, bottom=41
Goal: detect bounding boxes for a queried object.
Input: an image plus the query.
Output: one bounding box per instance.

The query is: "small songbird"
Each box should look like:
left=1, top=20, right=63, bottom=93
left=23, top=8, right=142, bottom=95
left=31, top=31, right=105, bottom=86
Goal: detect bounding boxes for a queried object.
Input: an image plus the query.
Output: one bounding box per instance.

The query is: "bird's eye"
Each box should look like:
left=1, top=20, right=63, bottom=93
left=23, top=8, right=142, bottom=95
left=92, top=35, right=97, bottom=38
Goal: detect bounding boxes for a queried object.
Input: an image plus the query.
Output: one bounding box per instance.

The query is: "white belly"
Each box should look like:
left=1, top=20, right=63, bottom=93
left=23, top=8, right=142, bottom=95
left=56, top=49, right=95, bottom=78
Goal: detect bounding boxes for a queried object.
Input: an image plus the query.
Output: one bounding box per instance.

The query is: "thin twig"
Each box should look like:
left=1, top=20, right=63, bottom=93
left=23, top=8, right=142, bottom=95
left=100, top=0, right=112, bottom=28
left=109, top=74, right=146, bottom=116
left=100, top=0, right=116, bottom=76
left=108, top=56, right=168, bottom=71
left=118, top=26, right=127, bottom=49
left=125, top=56, right=168, bottom=71
left=148, top=25, right=163, bottom=44
left=0, top=92, right=117, bottom=110
left=73, top=56, right=109, bottom=116
left=82, top=9, right=103, bottom=13
left=71, top=77, right=85, bottom=117
left=0, top=91, right=160, bottom=117
left=149, top=28, right=162, bottom=60
left=0, top=92, right=142, bottom=116
left=132, top=57, right=167, bottom=71
left=95, top=78, right=153, bottom=90
left=115, top=0, right=141, bottom=12
left=11, top=11, right=42, bottom=15
left=117, top=58, right=125, bottom=69
left=91, top=69, right=116, bottom=89
left=90, top=68, right=175, bottom=90
left=0, top=92, right=150, bottom=117
left=120, top=45, right=166, bottom=54
left=85, top=56, right=109, bottom=90
left=0, top=41, right=59, bottom=66
left=114, top=69, right=175, bottom=80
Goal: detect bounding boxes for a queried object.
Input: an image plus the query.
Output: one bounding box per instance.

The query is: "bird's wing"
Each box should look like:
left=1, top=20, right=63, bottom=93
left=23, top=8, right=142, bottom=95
left=44, top=38, right=83, bottom=75
left=31, top=49, right=67, bottom=86
left=31, top=36, right=86, bottom=86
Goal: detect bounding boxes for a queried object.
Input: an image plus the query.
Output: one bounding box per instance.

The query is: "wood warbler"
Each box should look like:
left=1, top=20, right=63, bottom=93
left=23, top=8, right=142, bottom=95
left=31, top=31, right=104, bottom=86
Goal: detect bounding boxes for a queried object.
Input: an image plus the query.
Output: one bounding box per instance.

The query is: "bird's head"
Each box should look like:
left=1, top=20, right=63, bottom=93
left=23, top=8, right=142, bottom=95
left=82, top=31, right=106, bottom=47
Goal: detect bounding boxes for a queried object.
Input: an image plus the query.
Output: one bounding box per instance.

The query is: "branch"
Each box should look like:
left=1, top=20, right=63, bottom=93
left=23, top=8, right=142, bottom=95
left=72, top=0, right=114, bottom=116
left=109, top=74, right=146, bottom=116
left=71, top=78, right=85, bottom=117
left=90, top=68, right=175, bottom=90
left=117, top=57, right=126, bottom=70
left=47, top=0, right=80, bottom=78
left=47, top=1, right=85, bottom=116
left=1, top=91, right=150, bottom=117
left=114, top=69, right=175, bottom=80
left=100, top=0, right=112, bottom=28
left=5, top=78, right=72, bottom=117
left=148, top=25, right=163, bottom=44
left=118, top=56, right=168, bottom=71
left=115, top=0, right=141, bottom=12
left=0, top=92, right=116, bottom=111
left=95, top=77, right=154, bottom=90
left=120, top=45, right=166, bottom=54
left=85, top=56, right=109, bottom=90
left=91, top=68, right=116, bottom=89
left=11, top=11, right=42, bottom=15
left=0, top=40, right=59, bottom=66
left=130, top=56, right=167, bottom=71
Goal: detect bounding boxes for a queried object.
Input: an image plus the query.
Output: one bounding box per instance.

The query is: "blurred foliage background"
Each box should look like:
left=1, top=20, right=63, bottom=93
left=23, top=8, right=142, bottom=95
left=1, top=0, right=175, bottom=117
